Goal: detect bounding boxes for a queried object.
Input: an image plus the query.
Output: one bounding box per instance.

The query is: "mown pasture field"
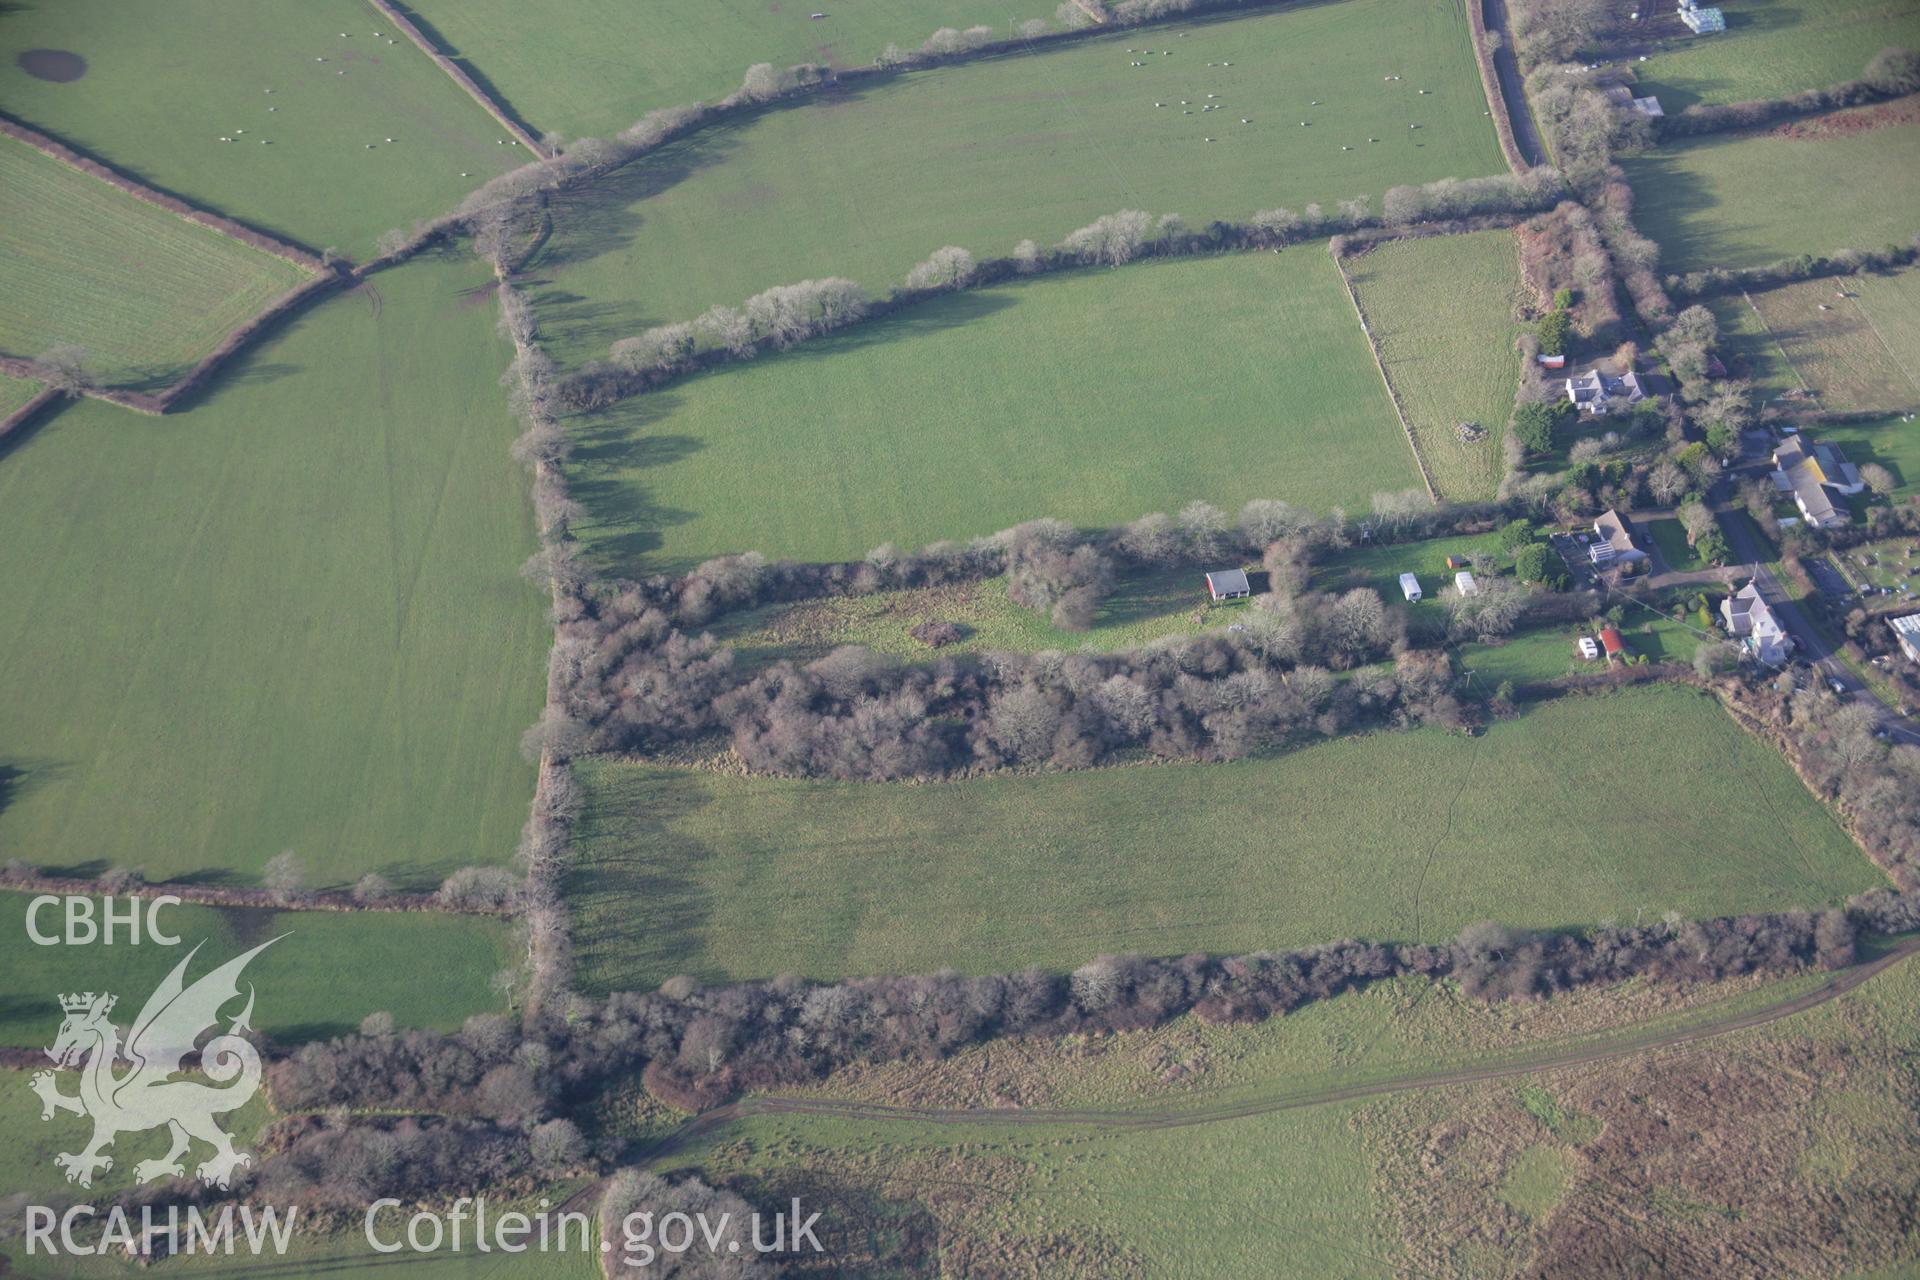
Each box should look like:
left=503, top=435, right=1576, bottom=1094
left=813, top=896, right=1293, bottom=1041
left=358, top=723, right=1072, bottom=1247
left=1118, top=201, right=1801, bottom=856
left=0, top=137, right=312, bottom=388
left=0, top=892, right=514, bottom=1048
left=565, top=685, right=1878, bottom=992
left=529, top=0, right=1505, bottom=356
left=0, top=252, right=550, bottom=888
left=403, top=0, right=1059, bottom=142
left=1343, top=230, right=1524, bottom=501
left=664, top=958, right=1920, bottom=1276
left=565, top=253, right=1417, bottom=574
left=1622, top=118, right=1920, bottom=274
left=0, top=0, right=520, bottom=259
left=1630, top=0, right=1920, bottom=111
left=1732, top=269, right=1920, bottom=412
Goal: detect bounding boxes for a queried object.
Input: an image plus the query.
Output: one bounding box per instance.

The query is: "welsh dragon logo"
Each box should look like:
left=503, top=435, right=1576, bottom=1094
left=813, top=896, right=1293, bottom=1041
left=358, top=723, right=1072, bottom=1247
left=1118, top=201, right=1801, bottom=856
left=30, top=938, right=280, bottom=1190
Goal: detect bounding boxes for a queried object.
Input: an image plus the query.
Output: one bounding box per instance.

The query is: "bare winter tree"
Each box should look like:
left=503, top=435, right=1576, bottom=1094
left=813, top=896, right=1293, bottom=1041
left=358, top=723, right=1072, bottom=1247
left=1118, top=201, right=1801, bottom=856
left=905, top=245, right=977, bottom=291
left=1059, top=210, right=1154, bottom=266
left=33, top=344, right=96, bottom=396
left=696, top=305, right=756, bottom=358
left=263, top=850, right=307, bottom=905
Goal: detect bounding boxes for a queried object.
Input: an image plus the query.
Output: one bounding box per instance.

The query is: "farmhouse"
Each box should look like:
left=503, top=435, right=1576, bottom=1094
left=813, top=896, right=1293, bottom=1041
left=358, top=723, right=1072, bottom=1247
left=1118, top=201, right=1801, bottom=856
left=1772, top=433, right=1864, bottom=528
left=1722, top=580, right=1794, bottom=664
left=1891, top=613, right=1920, bottom=663
left=1399, top=572, right=1423, bottom=601
left=1565, top=366, right=1645, bottom=415
left=1678, top=0, right=1726, bottom=33
left=1589, top=508, right=1649, bottom=567
left=1205, top=569, right=1251, bottom=601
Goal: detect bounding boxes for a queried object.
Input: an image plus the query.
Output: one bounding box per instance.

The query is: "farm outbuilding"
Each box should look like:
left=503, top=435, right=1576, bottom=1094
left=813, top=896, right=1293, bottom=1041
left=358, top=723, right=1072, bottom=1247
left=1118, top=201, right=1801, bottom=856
left=1598, top=627, right=1626, bottom=660
left=1454, top=570, right=1479, bottom=596
left=1205, top=569, right=1251, bottom=601
left=1578, top=636, right=1601, bottom=660
left=1445, top=554, right=1471, bottom=570
left=1399, top=572, right=1422, bottom=602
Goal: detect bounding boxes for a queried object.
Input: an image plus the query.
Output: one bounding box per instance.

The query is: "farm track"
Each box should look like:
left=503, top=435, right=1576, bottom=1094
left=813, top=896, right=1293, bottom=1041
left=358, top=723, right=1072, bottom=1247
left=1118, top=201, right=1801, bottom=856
left=635, top=937, right=1919, bottom=1161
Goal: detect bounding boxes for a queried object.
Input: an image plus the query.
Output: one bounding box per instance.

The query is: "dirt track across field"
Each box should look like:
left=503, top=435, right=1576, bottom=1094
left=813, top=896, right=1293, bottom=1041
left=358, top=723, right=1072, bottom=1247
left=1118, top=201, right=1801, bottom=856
left=636, top=937, right=1919, bottom=1162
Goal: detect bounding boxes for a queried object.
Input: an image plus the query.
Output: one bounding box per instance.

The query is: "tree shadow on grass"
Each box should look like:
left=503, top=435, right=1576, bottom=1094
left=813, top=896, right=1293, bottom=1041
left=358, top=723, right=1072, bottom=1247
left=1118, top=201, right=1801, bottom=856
left=1625, top=148, right=1785, bottom=274
left=563, top=768, right=725, bottom=994
left=537, top=125, right=751, bottom=281
left=562, top=383, right=707, bottom=575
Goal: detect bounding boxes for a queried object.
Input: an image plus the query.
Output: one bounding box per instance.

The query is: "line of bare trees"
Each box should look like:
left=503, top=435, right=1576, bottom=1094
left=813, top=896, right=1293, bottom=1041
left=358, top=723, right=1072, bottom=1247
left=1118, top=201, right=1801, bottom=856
left=522, top=494, right=1571, bottom=780
left=270, top=889, right=1900, bottom=1128
left=561, top=171, right=1567, bottom=409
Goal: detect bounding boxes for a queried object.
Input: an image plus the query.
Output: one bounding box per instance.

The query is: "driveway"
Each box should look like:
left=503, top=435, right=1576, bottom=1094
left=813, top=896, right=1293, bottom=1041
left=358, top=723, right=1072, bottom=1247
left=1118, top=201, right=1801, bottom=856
left=1710, top=487, right=1920, bottom=746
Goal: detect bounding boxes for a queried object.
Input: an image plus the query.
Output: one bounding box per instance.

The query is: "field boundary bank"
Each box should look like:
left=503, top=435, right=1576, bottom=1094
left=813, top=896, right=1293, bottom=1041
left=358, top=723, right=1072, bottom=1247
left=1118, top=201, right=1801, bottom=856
left=0, top=272, right=346, bottom=418
left=635, top=937, right=1919, bottom=1157
left=0, top=113, right=331, bottom=271
left=0, top=872, right=514, bottom=918
left=0, top=387, right=59, bottom=447
left=560, top=209, right=1553, bottom=412
left=1330, top=242, right=1442, bottom=502
left=364, top=0, right=550, bottom=157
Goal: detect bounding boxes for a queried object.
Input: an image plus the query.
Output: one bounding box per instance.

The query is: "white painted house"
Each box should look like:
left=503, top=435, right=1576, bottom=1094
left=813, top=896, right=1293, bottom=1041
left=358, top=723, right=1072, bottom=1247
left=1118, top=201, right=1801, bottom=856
left=1722, top=580, right=1794, bottom=664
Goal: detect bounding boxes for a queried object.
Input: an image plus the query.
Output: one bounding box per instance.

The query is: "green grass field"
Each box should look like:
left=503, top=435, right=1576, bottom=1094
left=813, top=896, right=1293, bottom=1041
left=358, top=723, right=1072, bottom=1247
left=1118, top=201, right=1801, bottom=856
left=0, top=251, right=549, bottom=888
left=713, top=566, right=1241, bottom=664
left=1733, top=270, right=1920, bottom=413
left=0, top=891, right=513, bottom=1047
left=658, top=957, right=1920, bottom=1276
left=1623, top=121, right=1920, bottom=274
left=403, top=0, right=1062, bottom=142
left=0, top=0, right=522, bottom=259
left=566, top=252, right=1417, bottom=574
left=529, top=0, right=1505, bottom=355
left=0, top=137, right=312, bottom=388
left=566, top=685, right=1878, bottom=992
left=1344, top=230, right=1524, bottom=501
left=1630, top=0, right=1920, bottom=111
left=0, top=373, right=45, bottom=419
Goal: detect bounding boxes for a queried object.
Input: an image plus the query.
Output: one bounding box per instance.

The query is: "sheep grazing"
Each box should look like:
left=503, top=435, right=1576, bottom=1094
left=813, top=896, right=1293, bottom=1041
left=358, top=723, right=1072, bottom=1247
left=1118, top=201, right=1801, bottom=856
left=218, top=136, right=231, bottom=142
left=1240, top=117, right=1249, bottom=124
left=1204, top=137, right=1214, bottom=142
left=385, top=137, right=394, bottom=142
left=268, top=106, right=277, bottom=111
left=1341, top=145, right=1351, bottom=150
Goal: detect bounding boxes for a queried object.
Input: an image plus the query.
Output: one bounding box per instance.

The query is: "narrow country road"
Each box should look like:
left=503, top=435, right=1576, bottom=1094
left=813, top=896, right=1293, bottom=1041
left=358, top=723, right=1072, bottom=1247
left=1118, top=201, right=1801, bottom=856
left=632, top=938, right=1919, bottom=1163
left=1481, top=0, right=1547, bottom=166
